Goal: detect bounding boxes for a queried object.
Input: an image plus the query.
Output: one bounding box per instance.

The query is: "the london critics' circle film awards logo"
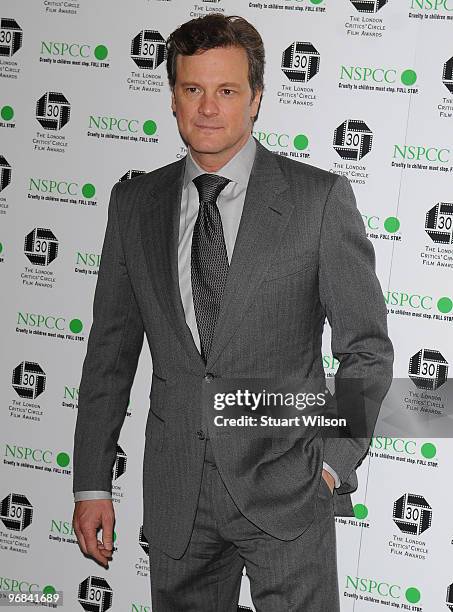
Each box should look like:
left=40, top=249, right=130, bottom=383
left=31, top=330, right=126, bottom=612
left=408, top=348, right=449, bottom=390
left=281, top=42, right=320, bottom=82
left=0, top=18, right=22, bottom=57
left=443, top=56, right=453, bottom=93
left=24, top=228, right=58, bottom=266
left=425, top=202, right=453, bottom=244
left=131, top=30, right=166, bottom=69
left=36, top=92, right=70, bottom=130
left=120, top=169, right=145, bottom=182
left=12, top=361, right=46, bottom=399
left=393, top=493, right=432, bottom=536
left=350, top=0, right=388, bottom=12
left=0, top=155, right=11, bottom=192
left=0, top=493, right=33, bottom=531
left=113, top=445, right=127, bottom=480
left=334, top=120, right=373, bottom=160
left=78, top=576, right=112, bottom=612
left=139, top=525, right=149, bottom=555
left=447, top=583, right=453, bottom=611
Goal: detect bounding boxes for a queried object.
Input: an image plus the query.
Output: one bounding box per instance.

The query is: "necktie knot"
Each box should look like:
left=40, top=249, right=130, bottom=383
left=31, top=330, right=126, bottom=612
left=193, top=174, right=231, bottom=205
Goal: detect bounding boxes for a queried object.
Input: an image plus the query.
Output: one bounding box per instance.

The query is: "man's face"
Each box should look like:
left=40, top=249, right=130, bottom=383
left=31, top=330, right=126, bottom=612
left=171, top=45, right=261, bottom=161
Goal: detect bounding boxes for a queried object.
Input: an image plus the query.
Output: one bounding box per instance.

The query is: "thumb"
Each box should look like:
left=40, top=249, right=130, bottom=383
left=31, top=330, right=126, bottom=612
left=101, top=514, right=114, bottom=551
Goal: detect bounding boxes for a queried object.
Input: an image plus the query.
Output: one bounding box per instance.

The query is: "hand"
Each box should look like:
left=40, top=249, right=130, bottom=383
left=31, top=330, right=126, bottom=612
left=321, top=469, right=335, bottom=494
left=73, top=499, right=115, bottom=567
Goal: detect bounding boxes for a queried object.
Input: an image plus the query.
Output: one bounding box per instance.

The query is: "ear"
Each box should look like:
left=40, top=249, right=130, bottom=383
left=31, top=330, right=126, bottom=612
left=171, top=88, right=176, bottom=114
left=250, top=88, right=262, bottom=119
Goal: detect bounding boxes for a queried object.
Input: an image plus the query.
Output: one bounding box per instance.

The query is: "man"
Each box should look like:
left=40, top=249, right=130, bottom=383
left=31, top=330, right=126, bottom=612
left=73, top=14, right=393, bottom=611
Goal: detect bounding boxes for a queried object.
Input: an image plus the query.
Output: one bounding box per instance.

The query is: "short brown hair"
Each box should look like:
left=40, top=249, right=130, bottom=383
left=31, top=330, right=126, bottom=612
left=166, top=14, right=265, bottom=98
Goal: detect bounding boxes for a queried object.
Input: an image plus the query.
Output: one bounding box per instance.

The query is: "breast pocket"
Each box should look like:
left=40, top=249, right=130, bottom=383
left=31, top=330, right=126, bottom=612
left=263, top=252, right=316, bottom=282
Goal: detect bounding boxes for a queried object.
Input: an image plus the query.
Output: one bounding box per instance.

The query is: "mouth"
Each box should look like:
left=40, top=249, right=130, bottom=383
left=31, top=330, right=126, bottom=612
left=195, top=125, right=224, bottom=131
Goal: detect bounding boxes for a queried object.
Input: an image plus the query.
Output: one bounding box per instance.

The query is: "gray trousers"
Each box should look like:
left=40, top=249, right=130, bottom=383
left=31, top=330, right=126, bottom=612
left=149, top=439, right=340, bottom=612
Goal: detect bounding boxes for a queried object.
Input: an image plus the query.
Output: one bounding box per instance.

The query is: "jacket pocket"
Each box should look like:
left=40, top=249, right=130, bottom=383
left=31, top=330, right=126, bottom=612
left=263, top=252, right=316, bottom=281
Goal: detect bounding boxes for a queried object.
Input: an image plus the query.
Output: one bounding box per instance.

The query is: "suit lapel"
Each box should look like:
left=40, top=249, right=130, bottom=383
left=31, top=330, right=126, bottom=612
left=139, top=159, right=205, bottom=370
left=139, top=142, right=294, bottom=372
left=206, top=142, right=294, bottom=371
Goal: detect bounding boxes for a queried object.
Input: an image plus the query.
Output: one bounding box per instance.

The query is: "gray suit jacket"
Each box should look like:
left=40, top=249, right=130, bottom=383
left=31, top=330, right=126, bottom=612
left=73, top=139, right=393, bottom=559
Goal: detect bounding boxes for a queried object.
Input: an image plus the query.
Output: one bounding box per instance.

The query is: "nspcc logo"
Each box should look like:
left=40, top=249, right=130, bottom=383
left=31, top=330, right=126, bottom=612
left=0, top=18, right=22, bottom=57
left=393, top=493, right=432, bottom=535
left=0, top=155, right=11, bottom=192
left=24, top=228, right=58, bottom=266
left=425, top=202, right=453, bottom=244
left=443, top=56, right=453, bottom=93
left=409, top=348, right=448, bottom=390
left=36, top=92, right=70, bottom=131
left=40, top=41, right=108, bottom=61
left=131, top=30, right=166, bottom=69
left=350, top=0, right=389, bottom=11
left=345, top=575, right=421, bottom=605
left=334, top=120, right=373, bottom=160
left=0, top=493, right=33, bottom=531
left=281, top=42, right=320, bottom=82
left=12, top=361, right=46, bottom=399
left=78, top=576, right=112, bottom=612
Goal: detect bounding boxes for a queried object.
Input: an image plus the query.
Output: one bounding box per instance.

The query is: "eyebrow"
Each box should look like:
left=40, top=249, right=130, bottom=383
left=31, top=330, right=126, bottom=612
left=179, top=81, right=242, bottom=88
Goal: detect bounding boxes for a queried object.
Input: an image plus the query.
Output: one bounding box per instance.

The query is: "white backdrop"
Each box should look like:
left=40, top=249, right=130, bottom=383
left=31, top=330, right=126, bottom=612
left=1, top=0, right=452, bottom=610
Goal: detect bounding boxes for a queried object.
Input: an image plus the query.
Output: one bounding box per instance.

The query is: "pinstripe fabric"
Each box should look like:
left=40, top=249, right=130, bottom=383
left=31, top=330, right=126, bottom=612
left=148, top=439, right=339, bottom=611
left=73, top=138, right=393, bottom=568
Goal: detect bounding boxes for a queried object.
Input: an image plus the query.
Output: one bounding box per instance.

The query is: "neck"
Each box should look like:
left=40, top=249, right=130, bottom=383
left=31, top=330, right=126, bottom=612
left=189, top=131, right=251, bottom=173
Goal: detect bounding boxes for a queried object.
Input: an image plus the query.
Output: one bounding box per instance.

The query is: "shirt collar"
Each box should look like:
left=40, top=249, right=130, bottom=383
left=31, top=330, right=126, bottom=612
left=183, top=133, right=256, bottom=189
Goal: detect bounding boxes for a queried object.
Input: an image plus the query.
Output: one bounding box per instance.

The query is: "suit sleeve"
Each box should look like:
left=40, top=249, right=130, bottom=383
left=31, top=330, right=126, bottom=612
left=318, top=175, right=394, bottom=494
left=72, top=182, right=145, bottom=494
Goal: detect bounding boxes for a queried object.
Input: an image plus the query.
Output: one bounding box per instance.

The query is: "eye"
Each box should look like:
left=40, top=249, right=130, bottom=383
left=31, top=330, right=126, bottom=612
left=185, top=87, right=199, bottom=95
left=222, top=89, right=233, bottom=96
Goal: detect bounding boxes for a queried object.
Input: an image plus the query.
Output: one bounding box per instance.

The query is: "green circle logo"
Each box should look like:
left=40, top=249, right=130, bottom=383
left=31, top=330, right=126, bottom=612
left=42, top=585, right=56, bottom=595
left=401, top=69, right=417, bottom=86
left=353, top=503, right=368, bottom=520
left=69, top=318, right=83, bottom=334
left=310, top=0, right=324, bottom=4
left=384, top=216, right=400, bottom=233
left=0, top=242, right=3, bottom=254
left=405, top=587, right=421, bottom=604
left=82, top=183, right=96, bottom=198
left=94, top=45, right=108, bottom=61
left=437, top=296, right=452, bottom=314
left=1, top=105, right=14, bottom=121
left=293, top=134, right=309, bottom=151
left=113, top=530, right=117, bottom=542
left=56, top=452, right=70, bottom=467
left=143, top=120, right=157, bottom=136
left=421, top=442, right=436, bottom=459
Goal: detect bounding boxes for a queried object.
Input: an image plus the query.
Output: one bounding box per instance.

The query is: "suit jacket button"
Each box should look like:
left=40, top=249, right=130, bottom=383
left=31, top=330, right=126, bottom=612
left=204, top=373, right=214, bottom=382
left=196, top=429, right=206, bottom=440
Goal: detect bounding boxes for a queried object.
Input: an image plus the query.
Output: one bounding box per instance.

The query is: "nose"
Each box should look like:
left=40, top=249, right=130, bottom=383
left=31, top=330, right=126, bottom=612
left=198, top=92, right=219, bottom=117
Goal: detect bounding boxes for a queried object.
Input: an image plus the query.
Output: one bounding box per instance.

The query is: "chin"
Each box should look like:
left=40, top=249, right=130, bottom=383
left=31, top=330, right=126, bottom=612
left=188, top=135, right=229, bottom=155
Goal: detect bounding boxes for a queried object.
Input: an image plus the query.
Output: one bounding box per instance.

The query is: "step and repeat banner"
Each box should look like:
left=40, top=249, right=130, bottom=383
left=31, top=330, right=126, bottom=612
left=1, top=0, right=452, bottom=610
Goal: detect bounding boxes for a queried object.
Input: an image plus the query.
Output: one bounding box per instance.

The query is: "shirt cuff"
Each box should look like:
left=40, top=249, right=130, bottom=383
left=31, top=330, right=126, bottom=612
left=74, top=491, right=112, bottom=502
left=322, top=462, right=341, bottom=488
